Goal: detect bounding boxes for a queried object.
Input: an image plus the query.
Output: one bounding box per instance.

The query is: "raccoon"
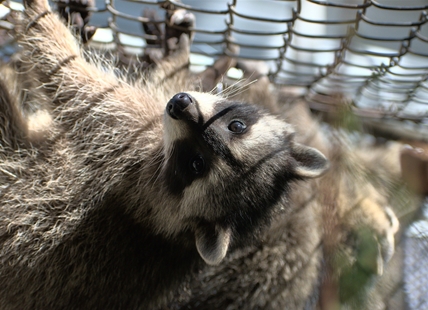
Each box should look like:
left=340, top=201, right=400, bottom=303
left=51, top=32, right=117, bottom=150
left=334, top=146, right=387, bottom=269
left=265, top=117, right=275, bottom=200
left=162, top=62, right=413, bottom=310
left=0, top=0, right=328, bottom=308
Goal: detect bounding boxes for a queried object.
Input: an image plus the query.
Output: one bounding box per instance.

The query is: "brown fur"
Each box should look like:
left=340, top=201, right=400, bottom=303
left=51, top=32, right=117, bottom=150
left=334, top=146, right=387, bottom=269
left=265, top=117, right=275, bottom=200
left=0, top=1, right=329, bottom=309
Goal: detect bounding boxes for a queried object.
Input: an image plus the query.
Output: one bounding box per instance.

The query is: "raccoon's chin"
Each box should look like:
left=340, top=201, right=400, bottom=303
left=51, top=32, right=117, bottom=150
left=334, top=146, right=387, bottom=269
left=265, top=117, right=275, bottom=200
left=195, top=223, right=232, bottom=266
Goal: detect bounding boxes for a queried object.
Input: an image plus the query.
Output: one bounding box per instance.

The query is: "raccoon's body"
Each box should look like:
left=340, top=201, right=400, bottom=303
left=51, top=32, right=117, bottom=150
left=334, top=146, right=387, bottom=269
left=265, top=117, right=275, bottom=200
left=0, top=0, right=328, bottom=308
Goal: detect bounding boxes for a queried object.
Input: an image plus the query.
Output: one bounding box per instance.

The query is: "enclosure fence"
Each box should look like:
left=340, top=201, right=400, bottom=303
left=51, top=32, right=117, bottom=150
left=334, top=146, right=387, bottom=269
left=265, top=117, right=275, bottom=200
left=1, top=0, right=428, bottom=137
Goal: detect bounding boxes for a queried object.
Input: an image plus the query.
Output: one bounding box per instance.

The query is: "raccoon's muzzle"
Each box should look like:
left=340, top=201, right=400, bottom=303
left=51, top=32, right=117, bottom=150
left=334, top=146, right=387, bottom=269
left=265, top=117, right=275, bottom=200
left=167, top=92, right=194, bottom=120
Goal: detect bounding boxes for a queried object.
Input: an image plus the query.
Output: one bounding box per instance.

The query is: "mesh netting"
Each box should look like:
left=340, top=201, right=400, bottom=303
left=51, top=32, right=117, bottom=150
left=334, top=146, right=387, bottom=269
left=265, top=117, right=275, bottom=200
left=1, top=0, right=428, bottom=137
left=405, top=218, right=428, bottom=310
left=403, top=198, right=428, bottom=310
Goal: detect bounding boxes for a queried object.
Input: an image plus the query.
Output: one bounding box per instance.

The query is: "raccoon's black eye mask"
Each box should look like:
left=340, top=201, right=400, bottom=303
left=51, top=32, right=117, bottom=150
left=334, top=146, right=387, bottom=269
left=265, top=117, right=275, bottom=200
left=200, top=105, right=237, bottom=130
left=167, top=92, right=258, bottom=136
left=200, top=103, right=259, bottom=133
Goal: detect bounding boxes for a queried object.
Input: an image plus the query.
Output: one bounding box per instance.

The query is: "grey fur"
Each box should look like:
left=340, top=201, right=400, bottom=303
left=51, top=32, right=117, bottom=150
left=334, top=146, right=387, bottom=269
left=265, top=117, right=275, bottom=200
left=0, top=0, right=328, bottom=309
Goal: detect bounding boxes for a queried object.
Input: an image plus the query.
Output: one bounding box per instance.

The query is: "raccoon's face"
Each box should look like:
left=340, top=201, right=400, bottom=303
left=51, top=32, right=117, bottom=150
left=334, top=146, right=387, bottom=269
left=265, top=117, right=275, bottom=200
left=161, top=92, right=328, bottom=265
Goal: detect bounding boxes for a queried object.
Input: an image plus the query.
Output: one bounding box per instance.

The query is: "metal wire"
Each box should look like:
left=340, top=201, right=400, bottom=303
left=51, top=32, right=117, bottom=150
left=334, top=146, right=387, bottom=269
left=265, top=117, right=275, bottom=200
left=104, top=0, right=428, bottom=135
left=1, top=0, right=427, bottom=133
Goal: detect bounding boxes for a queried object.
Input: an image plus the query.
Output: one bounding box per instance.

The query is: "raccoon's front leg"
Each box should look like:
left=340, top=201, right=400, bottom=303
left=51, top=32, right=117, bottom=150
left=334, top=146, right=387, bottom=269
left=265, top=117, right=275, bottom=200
left=147, top=34, right=191, bottom=87
left=18, top=0, right=117, bottom=112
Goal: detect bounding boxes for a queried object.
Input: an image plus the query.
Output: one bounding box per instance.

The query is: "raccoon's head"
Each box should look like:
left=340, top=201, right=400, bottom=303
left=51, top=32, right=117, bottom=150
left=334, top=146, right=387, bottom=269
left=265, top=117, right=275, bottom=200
left=161, top=91, right=328, bottom=265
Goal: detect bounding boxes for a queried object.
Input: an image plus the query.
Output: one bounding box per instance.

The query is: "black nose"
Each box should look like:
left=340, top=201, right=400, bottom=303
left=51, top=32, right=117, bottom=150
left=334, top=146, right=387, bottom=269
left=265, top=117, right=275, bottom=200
left=166, top=93, right=194, bottom=120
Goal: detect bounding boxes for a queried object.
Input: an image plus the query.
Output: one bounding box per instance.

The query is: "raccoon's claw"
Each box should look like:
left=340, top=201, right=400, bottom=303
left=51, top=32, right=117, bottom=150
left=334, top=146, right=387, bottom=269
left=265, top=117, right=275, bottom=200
left=376, top=206, right=399, bottom=273
left=353, top=205, right=399, bottom=276
left=81, top=25, right=96, bottom=43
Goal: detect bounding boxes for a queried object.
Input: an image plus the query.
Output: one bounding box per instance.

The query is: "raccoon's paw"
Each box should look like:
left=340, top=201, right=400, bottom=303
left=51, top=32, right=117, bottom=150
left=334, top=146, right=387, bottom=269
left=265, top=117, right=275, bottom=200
left=167, top=8, right=195, bottom=40
left=164, top=4, right=195, bottom=56
left=56, top=0, right=96, bottom=43
left=337, top=205, right=399, bottom=302
left=166, top=31, right=191, bottom=58
left=343, top=187, right=400, bottom=273
left=24, top=0, right=50, bottom=13
left=351, top=205, right=399, bottom=276
left=336, top=214, right=398, bottom=302
left=171, top=9, right=194, bottom=27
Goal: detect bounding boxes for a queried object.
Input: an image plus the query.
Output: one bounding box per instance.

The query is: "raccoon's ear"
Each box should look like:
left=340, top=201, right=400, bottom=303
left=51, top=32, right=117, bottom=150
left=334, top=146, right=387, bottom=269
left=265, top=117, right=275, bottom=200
left=291, top=143, right=329, bottom=178
left=195, top=223, right=231, bottom=265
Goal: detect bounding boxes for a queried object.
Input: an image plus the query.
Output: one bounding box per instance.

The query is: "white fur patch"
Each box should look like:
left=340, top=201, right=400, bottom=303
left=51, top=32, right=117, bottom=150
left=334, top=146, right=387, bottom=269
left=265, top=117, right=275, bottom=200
left=186, top=91, right=218, bottom=121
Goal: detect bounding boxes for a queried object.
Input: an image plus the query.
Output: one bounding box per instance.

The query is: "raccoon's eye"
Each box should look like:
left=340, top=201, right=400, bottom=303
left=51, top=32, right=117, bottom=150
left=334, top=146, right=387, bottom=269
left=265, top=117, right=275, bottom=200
left=190, top=155, right=205, bottom=175
left=228, top=120, right=246, bottom=133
